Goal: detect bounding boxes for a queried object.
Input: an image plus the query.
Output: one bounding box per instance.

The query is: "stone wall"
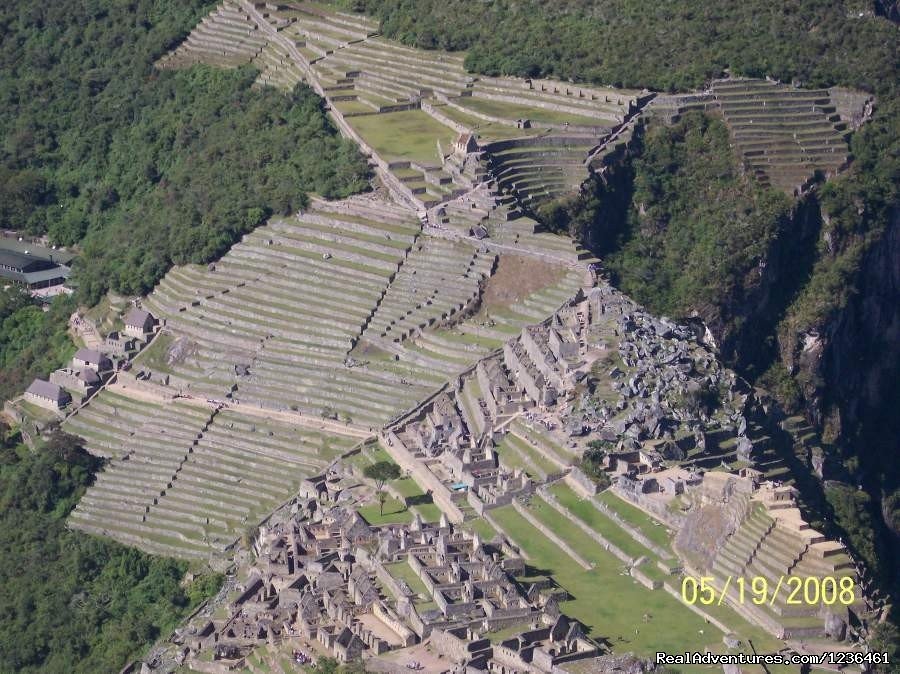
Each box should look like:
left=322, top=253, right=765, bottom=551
left=537, top=487, right=634, bottom=565
left=511, top=498, right=591, bottom=570
left=420, top=100, right=471, bottom=136
left=565, top=467, right=598, bottom=497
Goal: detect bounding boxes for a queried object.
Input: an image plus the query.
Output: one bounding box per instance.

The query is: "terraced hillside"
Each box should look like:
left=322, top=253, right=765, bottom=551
left=138, top=197, right=428, bottom=429
left=65, top=390, right=358, bottom=559
left=359, top=238, right=496, bottom=348
left=711, top=79, right=850, bottom=194
left=156, top=0, right=270, bottom=70
left=482, top=135, right=601, bottom=209
left=155, top=0, right=642, bottom=215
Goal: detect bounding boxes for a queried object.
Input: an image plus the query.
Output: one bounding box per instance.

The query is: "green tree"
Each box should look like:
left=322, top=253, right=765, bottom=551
left=364, top=460, right=401, bottom=515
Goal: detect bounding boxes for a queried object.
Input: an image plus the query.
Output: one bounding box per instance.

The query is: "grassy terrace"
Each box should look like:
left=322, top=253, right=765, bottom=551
left=511, top=419, right=577, bottom=463
left=500, top=433, right=560, bottom=476
left=595, top=489, right=675, bottom=555
left=463, top=517, right=498, bottom=542
left=133, top=331, right=176, bottom=373
left=491, top=504, right=710, bottom=652
left=349, top=109, right=457, bottom=163
left=385, top=560, right=429, bottom=596
left=431, top=103, right=543, bottom=141
left=546, top=485, right=654, bottom=561
left=490, top=505, right=791, bottom=671
left=456, top=96, right=605, bottom=127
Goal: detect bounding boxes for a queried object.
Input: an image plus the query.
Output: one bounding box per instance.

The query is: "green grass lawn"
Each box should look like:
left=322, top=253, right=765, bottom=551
left=358, top=496, right=411, bottom=525
left=458, top=95, right=606, bottom=127
left=489, top=504, right=788, bottom=666
left=595, top=489, right=675, bottom=552
left=391, top=477, right=442, bottom=522
left=384, top=561, right=429, bottom=596
left=133, top=331, right=175, bottom=373
left=464, top=517, right=499, bottom=542
left=349, top=109, right=456, bottom=163
left=548, top=484, right=657, bottom=561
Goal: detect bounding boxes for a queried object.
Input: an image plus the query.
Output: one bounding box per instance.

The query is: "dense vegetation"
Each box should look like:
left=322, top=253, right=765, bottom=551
left=0, top=0, right=369, bottom=304
left=572, top=113, right=793, bottom=326
left=0, top=430, right=221, bottom=673
left=345, top=0, right=896, bottom=93
left=0, top=287, right=76, bottom=403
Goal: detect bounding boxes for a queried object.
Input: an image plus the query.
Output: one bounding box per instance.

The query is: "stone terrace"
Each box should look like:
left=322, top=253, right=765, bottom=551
left=66, top=391, right=356, bottom=560
left=157, top=0, right=270, bottom=70
left=158, top=1, right=643, bottom=213
left=481, top=135, right=601, bottom=210
left=711, top=79, right=850, bottom=194
left=360, top=238, right=495, bottom=349
left=707, top=497, right=861, bottom=639
left=138, top=198, right=432, bottom=427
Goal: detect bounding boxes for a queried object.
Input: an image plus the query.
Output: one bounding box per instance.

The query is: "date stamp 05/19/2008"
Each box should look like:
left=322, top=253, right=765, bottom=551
left=680, top=575, right=857, bottom=607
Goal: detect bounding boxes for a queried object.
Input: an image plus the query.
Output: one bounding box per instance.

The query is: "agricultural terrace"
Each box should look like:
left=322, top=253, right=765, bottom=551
left=350, top=109, right=457, bottom=164
left=65, top=390, right=357, bottom=560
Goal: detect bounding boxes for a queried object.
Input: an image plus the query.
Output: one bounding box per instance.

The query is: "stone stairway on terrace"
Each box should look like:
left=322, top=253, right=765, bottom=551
left=360, top=238, right=496, bottom=349
left=391, top=162, right=470, bottom=208
left=156, top=0, right=269, bottom=70
left=707, top=499, right=861, bottom=639
left=251, top=40, right=305, bottom=90
left=711, top=79, right=850, bottom=194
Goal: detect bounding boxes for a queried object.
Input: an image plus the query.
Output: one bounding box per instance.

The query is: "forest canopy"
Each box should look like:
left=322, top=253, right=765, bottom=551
left=343, top=0, right=898, bottom=94
left=0, top=0, right=370, bottom=304
left=0, top=430, right=221, bottom=673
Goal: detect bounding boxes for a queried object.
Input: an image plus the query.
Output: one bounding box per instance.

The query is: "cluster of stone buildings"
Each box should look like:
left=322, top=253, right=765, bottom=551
left=23, top=307, right=157, bottom=412
left=178, top=479, right=597, bottom=672
left=382, top=279, right=765, bottom=527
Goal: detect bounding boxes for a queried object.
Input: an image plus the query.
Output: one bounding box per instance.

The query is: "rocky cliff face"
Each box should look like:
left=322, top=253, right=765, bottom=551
left=787, top=208, right=900, bottom=445
left=706, top=195, right=824, bottom=377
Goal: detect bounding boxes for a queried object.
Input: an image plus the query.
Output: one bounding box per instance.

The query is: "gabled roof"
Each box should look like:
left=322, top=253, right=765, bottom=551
left=26, top=379, right=69, bottom=403
left=124, top=307, right=154, bottom=328
left=78, top=368, right=101, bottom=385
left=74, top=348, right=108, bottom=364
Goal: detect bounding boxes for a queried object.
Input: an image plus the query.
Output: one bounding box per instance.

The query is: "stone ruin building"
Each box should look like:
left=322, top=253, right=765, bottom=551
left=176, top=492, right=598, bottom=672
left=385, top=279, right=760, bottom=521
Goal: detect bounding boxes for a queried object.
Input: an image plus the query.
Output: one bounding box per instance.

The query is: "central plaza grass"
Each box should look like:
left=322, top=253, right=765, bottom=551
left=489, top=504, right=789, bottom=668
left=358, top=496, right=411, bottom=525
left=348, top=109, right=457, bottom=163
